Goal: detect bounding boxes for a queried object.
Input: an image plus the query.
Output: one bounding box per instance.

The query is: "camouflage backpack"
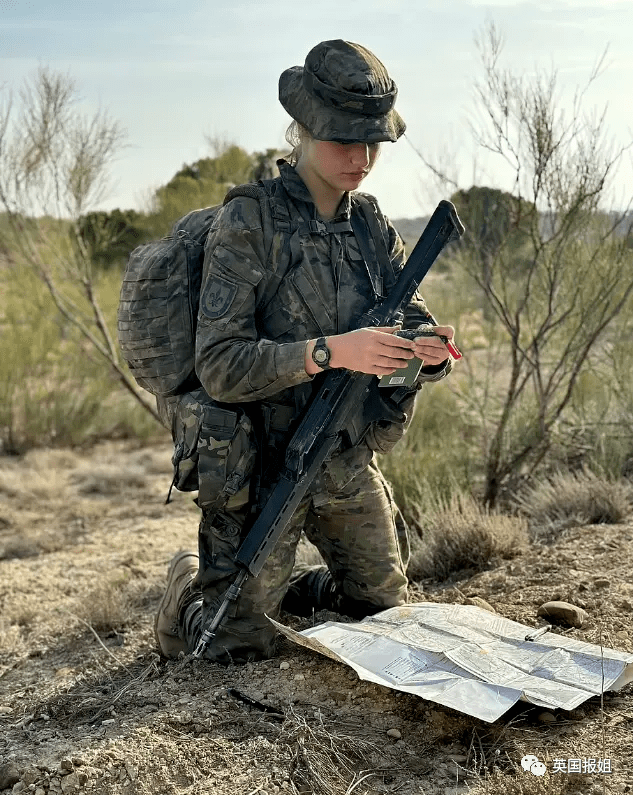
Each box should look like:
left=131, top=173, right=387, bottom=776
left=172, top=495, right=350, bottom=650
left=118, top=180, right=291, bottom=397
left=118, top=180, right=295, bottom=508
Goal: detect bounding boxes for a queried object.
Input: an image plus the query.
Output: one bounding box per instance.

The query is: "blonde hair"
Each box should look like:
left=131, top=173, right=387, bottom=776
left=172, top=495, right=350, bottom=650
left=284, top=120, right=312, bottom=166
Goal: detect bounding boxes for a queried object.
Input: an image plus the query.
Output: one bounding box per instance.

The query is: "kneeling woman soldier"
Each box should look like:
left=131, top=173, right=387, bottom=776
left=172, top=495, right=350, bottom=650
left=155, top=39, right=456, bottom=663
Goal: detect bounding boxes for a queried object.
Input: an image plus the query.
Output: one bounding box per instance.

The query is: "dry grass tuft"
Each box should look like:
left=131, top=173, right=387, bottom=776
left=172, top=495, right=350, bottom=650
left=73, top=578, right=133, bottom=633
left=514, top=469, right=632, bottom=542
left=0, top=456, right=70, bottom=500
left=280, top=708, right=380, bottom=795
left=0, top=535, right=62, bottom=561
left=70, top=463, right=149, bottom=495
left=466, top=768, right=572, bottom=795
left=408, top=493, right=528, bottom=582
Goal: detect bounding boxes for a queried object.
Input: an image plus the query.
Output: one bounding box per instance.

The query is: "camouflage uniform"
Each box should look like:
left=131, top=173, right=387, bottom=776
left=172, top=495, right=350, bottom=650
left=157, top=39, right=452, bottom=663
left=174, top=158, right=451, bottom=664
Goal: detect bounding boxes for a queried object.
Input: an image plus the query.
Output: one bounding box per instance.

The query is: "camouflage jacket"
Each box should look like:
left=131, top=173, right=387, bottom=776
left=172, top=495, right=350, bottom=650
left=195, top=160, right=450, bottom=484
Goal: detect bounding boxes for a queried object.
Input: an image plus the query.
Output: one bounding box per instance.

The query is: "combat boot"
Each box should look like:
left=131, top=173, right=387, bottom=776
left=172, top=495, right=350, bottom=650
left=281, top=564, right=389, bottom=620
left=281, top=565, right=337, bottom=616
left=154, top=550, right=199, bottom=658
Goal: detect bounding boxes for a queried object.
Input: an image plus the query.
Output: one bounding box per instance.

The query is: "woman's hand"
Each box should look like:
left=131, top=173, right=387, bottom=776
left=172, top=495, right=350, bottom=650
left=410, top=325, right=455, bottom=367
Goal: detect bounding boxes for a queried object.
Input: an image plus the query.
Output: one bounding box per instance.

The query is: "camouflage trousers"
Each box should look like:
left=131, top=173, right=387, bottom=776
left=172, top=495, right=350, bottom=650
left=178, top=457, right=410, bottom=664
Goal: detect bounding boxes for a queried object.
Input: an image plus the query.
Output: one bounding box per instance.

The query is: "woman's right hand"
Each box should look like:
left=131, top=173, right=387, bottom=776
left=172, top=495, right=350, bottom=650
left=305, top=326, right=416, bottom=376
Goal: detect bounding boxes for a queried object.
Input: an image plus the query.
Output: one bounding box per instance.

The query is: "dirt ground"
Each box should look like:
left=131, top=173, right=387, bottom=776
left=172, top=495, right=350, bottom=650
left=1, top=440, right=632, bottom=795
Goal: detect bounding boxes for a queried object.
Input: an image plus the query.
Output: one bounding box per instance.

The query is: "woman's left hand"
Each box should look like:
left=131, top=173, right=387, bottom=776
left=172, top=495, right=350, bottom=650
left=411, top=325, right=455, bottom=366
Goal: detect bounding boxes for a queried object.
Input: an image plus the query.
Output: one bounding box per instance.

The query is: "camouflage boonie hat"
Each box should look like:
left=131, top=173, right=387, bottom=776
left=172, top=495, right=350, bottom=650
left=279, top=39, right=406, bottom=144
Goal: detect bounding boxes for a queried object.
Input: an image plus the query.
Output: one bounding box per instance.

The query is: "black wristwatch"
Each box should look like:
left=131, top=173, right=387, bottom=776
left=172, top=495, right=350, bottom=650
left=311, top=336, right=332, bottom=370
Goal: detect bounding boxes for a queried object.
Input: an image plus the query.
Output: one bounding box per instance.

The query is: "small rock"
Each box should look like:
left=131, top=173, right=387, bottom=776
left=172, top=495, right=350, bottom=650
left=12, top=782, right=26, bottom=793
left=0, top=705, right=12, bottom=715
left=60, top=772, right=80, bottom=793
left=467, top=596, right=496, bottom=613
left=450, top=754, right=468, bottom=764
left=35, top=789, right=46, bottom=795
left=21, top=769, right=40, bottom=786
left=294, top=674, right=305, bottom=681
left=0, top=763, right=20, bottom=790
left=60, top=760, right=74, bottom=773
left=124, top=762, right=137, bottom=782
left=537, top=600, right=587, bottom=628
left=386, top=728, right=402, bottom=739
left=593, top=578, right=611, bottom=588
left=279, top=661, right=290, bottom=670
left=537, top=710, right=556, bottom=724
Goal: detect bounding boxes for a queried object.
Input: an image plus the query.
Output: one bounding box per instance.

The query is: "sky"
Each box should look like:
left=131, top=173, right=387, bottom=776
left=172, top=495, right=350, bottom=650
left=2, top=0, right=632, bottom=220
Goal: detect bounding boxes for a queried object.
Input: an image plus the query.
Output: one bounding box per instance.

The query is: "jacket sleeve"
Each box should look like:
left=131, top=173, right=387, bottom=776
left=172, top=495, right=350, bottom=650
left=386, top=219, right=452, bottom=384
left=195, top=197, right=314, bottom=403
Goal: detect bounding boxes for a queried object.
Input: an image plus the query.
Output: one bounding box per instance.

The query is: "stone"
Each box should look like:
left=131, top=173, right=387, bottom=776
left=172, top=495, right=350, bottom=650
left=60, top=772, right=81, bottom=793
left=59, top=759, right=74, bottom=772
left=0, top=762, right=20, bottom=790
left=279, top=661, right=290, bottom=670
left=593, top=578, right=611, bottom=588
left=537, top=601, right=587, bottom=628
left=12, top=781, right=26, bottom=793
left=21, top=769, right=39, bottom=786
left=537, top=710, right=556, bottom=724
left=386, top=728, right=402, bottom=739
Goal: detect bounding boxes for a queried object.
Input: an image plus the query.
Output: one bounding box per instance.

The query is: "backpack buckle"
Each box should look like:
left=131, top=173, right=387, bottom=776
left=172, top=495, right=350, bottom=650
left=309, top=219, right=328, bottom=236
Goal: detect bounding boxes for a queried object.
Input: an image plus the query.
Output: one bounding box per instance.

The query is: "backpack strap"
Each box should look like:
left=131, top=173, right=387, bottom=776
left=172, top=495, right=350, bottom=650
left=222, top=179, right=296, bottom=314
left=351, top=193, right=398, bottom=297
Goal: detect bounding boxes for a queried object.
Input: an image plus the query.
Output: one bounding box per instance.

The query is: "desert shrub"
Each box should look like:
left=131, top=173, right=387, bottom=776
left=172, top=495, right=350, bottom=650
left=407, top=492, right=528, bottom=582
left=514, top=469, right=632, bottom=542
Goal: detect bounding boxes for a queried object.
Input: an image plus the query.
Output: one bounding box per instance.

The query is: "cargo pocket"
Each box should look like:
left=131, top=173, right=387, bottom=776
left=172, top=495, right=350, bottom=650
left=197, top=406, right=256, bottom=511
left=169, top=388, right=256, bottom=511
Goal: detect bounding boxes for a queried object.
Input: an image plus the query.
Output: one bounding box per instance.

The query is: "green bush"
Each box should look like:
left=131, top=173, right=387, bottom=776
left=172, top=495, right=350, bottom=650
left=0, top=262, right=161, bottom=453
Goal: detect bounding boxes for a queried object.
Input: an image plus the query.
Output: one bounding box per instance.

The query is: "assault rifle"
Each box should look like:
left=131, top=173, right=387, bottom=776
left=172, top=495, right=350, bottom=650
left=192, top=199, right=464, bottom=658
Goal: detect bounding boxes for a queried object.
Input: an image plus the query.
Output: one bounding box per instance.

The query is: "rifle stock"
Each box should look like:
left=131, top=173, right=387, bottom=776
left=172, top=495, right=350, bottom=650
left=192, top=199, right=464, bottom=659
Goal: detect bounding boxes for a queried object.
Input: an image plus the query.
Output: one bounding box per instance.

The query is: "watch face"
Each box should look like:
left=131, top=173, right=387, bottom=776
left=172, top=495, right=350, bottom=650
left=314, top=349, right=328, bottom=363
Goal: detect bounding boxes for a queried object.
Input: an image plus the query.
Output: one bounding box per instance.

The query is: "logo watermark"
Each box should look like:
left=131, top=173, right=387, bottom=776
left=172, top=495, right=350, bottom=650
left=521, top=754, right=613, bottom=776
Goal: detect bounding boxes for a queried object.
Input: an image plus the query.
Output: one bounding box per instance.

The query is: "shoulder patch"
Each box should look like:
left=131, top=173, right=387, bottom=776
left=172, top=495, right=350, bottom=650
left=199, top=275, right=238, bottom=320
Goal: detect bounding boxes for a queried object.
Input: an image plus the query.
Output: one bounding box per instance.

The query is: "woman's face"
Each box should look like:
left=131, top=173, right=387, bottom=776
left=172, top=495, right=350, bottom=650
left=299, top=139, right=381, bottom=194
